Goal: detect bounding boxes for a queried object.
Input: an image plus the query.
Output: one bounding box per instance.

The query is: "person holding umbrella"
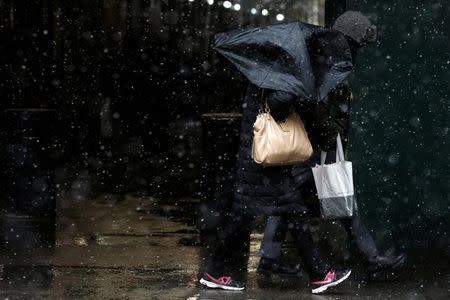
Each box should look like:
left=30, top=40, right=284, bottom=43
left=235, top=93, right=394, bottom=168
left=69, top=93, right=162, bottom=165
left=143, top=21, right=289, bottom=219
left=257, top=11, right=405, bottom=281
left=199, top=14, right=356, bottom=294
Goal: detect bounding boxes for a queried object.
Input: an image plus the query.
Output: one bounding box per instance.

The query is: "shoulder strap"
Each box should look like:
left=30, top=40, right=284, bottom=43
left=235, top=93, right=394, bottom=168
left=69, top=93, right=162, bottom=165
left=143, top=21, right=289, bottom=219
left=259, top=89, right=270, bottom=113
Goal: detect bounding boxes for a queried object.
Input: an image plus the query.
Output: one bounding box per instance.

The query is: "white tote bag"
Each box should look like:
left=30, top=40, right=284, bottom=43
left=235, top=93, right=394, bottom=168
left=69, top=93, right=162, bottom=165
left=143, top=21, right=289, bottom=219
left=312, top=134, right=354, bottom=219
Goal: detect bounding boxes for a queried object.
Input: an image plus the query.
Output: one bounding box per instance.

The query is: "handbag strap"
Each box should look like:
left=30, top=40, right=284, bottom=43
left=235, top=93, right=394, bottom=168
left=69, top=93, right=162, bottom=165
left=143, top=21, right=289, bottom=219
left=320, top=133, right=345, bottom=165
left=259, top=89, right=270, bottom=114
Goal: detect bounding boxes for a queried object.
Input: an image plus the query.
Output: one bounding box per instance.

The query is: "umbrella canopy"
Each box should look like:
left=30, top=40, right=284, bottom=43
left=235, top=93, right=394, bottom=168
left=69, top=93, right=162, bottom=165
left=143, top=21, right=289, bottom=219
left=214, top=22, right=354, bottom=102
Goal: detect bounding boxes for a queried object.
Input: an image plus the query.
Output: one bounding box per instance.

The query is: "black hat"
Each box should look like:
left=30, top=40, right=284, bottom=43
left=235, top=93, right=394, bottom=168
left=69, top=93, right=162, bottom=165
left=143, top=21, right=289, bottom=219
left=332, top=11, right=377, bottom=45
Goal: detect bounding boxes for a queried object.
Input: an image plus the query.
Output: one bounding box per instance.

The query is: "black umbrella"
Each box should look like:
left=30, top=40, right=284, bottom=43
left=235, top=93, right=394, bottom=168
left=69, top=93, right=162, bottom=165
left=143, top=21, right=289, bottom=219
left=214, top=21, right=354, bottom=102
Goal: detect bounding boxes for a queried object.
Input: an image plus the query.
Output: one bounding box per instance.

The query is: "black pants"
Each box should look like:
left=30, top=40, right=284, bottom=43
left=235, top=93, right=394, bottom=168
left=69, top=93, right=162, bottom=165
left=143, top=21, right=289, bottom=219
left=206, top=210, right=330, bottom=280
left=260, top=210, right=379, bottom=263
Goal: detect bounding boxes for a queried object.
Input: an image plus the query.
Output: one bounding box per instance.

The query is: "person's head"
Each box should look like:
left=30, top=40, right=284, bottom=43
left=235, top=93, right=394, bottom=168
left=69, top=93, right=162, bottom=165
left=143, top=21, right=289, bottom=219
left=332, top=11, right=377, bottom=55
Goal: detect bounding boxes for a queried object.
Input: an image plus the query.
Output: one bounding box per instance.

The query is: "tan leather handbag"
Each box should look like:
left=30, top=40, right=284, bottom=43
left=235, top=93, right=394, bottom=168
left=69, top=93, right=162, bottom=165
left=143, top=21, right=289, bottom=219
left=252, top=102, right=313, bottom=166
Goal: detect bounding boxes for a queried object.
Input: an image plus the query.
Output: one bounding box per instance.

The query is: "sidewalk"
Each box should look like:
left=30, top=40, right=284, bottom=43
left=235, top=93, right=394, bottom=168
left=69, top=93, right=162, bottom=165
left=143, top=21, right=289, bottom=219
left=0, top=194, right=448, bottom=299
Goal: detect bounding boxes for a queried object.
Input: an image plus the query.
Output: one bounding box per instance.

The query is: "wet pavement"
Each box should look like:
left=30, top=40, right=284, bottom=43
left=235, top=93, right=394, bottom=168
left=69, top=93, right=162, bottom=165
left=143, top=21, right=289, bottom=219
left=0, top=194, right=449, bottom=299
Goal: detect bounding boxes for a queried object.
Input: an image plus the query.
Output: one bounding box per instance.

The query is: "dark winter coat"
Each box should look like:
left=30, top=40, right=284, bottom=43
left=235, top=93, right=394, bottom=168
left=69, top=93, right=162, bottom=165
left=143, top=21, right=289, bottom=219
left=232, top=84, right=307, bottom=216
left=232, top=83, right=352, bottom=216
left=292, top=84, right=353, bottom=187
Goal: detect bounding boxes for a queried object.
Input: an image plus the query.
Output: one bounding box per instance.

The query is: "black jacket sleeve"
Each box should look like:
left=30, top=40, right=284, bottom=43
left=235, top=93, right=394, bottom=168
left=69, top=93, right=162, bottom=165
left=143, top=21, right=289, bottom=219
left=315, top=84, right=352, bottom=151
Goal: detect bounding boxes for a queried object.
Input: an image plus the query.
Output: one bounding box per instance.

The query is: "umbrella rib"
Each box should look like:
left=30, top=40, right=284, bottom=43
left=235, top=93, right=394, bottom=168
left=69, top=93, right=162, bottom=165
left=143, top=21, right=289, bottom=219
left=259, top=24, right=297, bottom=92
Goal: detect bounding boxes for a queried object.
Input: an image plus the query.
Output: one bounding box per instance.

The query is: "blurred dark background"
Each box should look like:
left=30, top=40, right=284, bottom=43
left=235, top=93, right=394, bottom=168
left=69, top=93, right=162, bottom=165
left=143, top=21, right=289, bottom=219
left=0, top=0, right=448, bottom=262
left=0, top=0, right=327, bottom=198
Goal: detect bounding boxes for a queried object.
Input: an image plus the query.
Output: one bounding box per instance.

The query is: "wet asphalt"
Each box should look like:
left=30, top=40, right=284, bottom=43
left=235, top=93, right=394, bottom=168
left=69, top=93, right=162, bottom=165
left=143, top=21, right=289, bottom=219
left=0, top=194, right=448, bottom=299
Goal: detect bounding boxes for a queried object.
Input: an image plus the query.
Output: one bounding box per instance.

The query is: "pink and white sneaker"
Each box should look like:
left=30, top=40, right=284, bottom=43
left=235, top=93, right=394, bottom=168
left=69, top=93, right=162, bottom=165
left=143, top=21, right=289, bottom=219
left=310, top=269, right=352, bottom=294
left=199, top=272, right=245, bottom=291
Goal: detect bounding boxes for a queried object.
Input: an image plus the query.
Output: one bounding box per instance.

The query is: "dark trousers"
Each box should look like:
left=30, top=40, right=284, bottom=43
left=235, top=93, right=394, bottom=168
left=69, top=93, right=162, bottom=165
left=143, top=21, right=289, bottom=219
left=260, top=210, right=379, bottom=263
left=207, top=210, right=330, bottom=279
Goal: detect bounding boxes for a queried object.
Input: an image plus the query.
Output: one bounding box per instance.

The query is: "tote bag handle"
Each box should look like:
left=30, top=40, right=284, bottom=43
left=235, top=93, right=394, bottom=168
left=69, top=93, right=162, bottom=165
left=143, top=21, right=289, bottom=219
left=320, top=133, right=345, bottom=165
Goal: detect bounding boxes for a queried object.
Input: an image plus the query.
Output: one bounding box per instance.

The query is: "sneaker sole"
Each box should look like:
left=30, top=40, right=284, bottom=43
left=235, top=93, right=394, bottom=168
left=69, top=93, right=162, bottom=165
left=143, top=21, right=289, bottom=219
left=199, top=278, right=245, bottom=291
left=311, top=270, right=352, bottom=294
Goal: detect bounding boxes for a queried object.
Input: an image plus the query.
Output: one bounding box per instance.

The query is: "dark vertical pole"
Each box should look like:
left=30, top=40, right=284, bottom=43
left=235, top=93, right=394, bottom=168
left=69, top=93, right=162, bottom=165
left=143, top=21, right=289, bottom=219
left=325, top=0, right=347, bottom=27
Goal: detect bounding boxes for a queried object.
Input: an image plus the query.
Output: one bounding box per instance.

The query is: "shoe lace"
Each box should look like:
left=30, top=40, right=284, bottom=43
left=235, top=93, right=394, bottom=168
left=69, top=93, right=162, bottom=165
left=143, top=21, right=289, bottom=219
left=205, top=272, right=231, bottom=285
left=217, top=276, right=231, bottom=285
left=310, top=271, right=335, bottom=285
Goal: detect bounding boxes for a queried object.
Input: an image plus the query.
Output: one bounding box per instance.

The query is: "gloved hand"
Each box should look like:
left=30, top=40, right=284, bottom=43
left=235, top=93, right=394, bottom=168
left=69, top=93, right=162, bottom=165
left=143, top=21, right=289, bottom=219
left=315, top=85, right=352, bottom=151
